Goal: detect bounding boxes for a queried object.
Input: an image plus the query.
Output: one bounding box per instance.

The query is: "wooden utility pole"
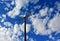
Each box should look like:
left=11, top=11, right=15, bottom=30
left=24, top=16, right=26, bottom=41
left=19, top=14, right=32, bottom=41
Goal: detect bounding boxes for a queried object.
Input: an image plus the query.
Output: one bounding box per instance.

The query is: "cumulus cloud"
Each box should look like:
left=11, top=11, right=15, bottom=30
left=55, top=1, right=60, bottom=11
left=29, top=12, right=60, bottom=35
left=13, top=24, right=19, bottom=34
left=0, top=21, right=31, bottom=41
left=48, top=13, right=60, bottom=33
left=0, top=26, right=19, bottom=41
left=7, top=0, right=29, bottom=18
left=39, top=7, right=48, bottom=16
left=30, top=14, right=52, bottom=35
left=4, top=21, right=13, bottom=27
left=29, top=5, right=60, bottom=35
left=1, top=14, right=6, bottom=22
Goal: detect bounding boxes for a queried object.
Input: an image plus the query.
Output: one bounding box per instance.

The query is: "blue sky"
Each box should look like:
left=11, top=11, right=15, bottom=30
left=0, top=0, right=60, bottom=41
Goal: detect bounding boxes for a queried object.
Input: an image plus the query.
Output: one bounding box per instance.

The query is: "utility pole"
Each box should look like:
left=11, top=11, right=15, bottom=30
left=24, top=16, right=26, bottom=41
left=19, top=14, right=32, bottom=41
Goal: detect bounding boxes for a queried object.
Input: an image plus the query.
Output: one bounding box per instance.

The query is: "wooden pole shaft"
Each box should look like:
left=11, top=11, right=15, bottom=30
left=24, top=17, right=26, bottom=41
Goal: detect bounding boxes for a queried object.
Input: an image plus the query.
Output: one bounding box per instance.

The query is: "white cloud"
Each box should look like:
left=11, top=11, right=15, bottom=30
left=13, top=23, right=22, bottom=36
left=29, top=0, right=39, bottom=4
left=5, top=2, right=11, bottom=8
left=30, top=14, right=54, bottom=35
left=48, top=13, right=60, bottom=32
left=30, top=14, right=46, bottom=35
left=0, top=24, right=22, bottom=41
left=7, top=0, right=29, bottom=18
left=1, top=19, right=5, bottom=22
left=49, top=35, right=55, bottom=40
left=0, top=14, right=6, bottom=22
left=13, top=24, right=19, bottom=34
left=2, top=14, right=6, bottom=18
left=4, top=21, right=13, bottom=27
left=55, top=2, right=60, bottom=11
left=11, top=0, right=15, bottom=5
left=4, top=7, right=9, bottom=11
left=29, top=6, right=60, bottom=35
left=48, top=8, right=53, bottom=13
left=26, top=24, right=31, bottom=33
left=7, top=9, right=20, bottom=18
left=39, top=7, right=48, bottom=17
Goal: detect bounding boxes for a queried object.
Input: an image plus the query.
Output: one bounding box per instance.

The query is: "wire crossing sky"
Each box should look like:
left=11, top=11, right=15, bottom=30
left=0, top=0, right=60, bottom=41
